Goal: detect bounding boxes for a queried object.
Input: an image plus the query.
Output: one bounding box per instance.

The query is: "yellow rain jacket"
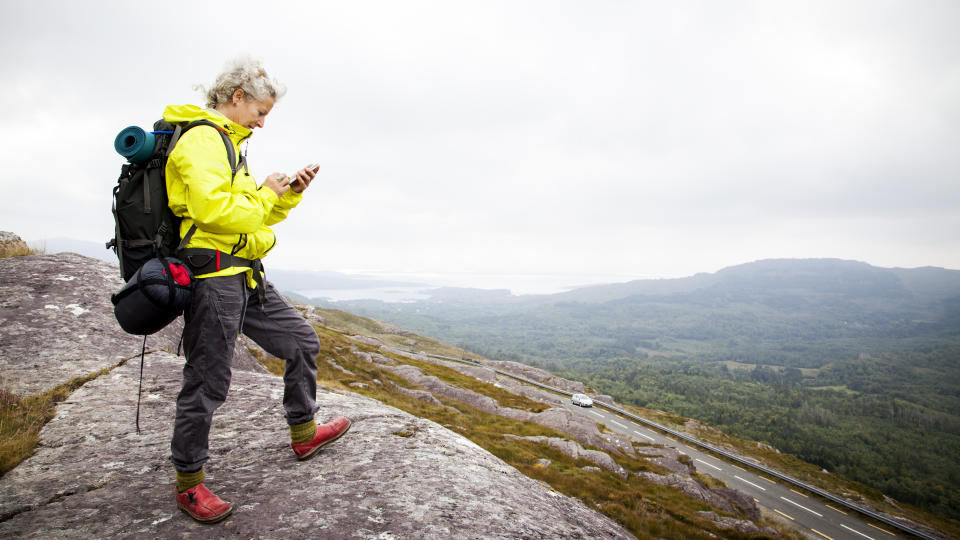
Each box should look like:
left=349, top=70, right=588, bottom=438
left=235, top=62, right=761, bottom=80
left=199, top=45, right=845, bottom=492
left=163, top=104, right=302, bottom=287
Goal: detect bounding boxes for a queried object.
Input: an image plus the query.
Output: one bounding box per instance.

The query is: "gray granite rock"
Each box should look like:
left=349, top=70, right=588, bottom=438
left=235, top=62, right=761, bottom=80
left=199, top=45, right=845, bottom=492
left=505, top=434, right=628, bottom=478
left=636, top=472, right=736, bottom=514
left=591, top=394, right=615, bottom=406
left=0, top=352, right=634, bottom=539
left=713, top=487, right=762, bottom=522
left=530, top=407, right=627, bottom=456
left=0, top=231, right=29, bottom=258
left=0, top=253, right=264, bottom=396
left=486, top=359, right=587, bottom=394
left=392, top=349, right=569, bottom=409
left=0, top=253, right=185, bottom=396
left=635, top=471, right=763, bottom=523
left=697, top=511, right=779, bottom=537
left=364, top=355, right=625, bottom=456
left=635, top=444, right=694, bottom=474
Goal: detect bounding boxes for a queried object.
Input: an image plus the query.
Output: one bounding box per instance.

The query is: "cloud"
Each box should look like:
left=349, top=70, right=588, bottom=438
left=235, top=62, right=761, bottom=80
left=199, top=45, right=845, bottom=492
left=2, top=0, right=958, bottom=290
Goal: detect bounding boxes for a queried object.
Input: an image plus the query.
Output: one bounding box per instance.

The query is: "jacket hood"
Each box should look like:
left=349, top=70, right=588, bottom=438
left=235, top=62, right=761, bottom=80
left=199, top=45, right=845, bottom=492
left=162, top=104, right=252, bottom=140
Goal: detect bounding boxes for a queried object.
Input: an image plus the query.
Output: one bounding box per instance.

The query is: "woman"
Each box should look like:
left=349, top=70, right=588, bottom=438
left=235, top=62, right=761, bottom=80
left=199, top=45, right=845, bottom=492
left=164, top=56, right=351, bottom=524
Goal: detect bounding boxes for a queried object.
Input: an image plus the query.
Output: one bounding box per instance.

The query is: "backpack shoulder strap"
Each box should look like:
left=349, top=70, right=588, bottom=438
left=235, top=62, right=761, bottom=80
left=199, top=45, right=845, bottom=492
left=167, top=119, right=240, bottom=253
left=169, top=119, right=239, bottom=181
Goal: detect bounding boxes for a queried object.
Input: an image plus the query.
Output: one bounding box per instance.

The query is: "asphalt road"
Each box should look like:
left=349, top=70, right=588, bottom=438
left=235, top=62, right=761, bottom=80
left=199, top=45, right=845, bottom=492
left=562, top=401, right=906, bottom=540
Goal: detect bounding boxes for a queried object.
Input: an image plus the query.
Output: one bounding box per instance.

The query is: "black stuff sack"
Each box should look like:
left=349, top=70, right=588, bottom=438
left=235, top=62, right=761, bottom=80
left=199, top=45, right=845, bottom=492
left=112, top=257, right=194, bottom=335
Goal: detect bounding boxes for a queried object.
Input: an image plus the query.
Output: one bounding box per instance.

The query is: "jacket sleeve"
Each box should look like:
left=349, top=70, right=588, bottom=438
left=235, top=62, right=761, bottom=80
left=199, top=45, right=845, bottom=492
left=169, top=127, right=279, bottom=234
left=265, top=189, right=303, bottom=225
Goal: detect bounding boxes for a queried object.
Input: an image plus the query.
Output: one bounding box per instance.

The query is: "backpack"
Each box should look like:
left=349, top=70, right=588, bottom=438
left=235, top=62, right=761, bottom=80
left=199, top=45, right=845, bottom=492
left=107, top=118, right=238, bottom=282
left=106, top=118, right=240, bottom=433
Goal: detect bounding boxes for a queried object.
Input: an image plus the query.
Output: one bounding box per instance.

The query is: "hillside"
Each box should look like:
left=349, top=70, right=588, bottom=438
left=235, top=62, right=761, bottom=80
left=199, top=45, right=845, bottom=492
left=301, top=258, right=960, bottom=524
left=2, top=243, right=956, bottom=538
left=0, top=247, right=793, bottom=539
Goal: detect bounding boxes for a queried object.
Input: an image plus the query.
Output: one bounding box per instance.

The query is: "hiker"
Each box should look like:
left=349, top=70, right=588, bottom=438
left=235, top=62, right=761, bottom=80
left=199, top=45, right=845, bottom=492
left=165, top=56, right=351, bottom=524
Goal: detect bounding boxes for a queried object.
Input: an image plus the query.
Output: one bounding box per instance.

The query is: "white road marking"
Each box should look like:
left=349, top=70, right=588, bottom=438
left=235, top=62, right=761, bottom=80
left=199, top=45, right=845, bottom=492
left=633, top=430, right=655, bottom=442
left=841, top=524, right=876, bottom=540
left=734, top=475, right=766, bottom=491
left=609, top=420, right=629, bottom=430
left=695, top=458, right=722, bottom=471
left=589, top=410, right=605, bottom=419
left=779, top=496, right=823, bottom=517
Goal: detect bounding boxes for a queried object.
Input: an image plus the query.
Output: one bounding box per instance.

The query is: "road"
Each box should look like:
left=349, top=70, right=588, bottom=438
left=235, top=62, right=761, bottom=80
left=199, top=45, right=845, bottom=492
left=563, top=401, right=905, bottom=540
left=412, top=352, right=934, bottom=539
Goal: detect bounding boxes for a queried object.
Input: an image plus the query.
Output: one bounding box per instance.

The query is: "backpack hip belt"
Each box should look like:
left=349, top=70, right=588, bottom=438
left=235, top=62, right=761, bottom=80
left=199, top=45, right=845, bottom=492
left=178, top=247, right=265, bottom=299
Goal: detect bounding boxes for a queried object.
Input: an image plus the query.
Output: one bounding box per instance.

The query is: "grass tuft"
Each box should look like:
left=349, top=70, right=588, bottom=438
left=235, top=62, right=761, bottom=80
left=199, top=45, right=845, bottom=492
left=0, top=364, right=115, bottom=476
left=0, top=244, right=40, bottom=259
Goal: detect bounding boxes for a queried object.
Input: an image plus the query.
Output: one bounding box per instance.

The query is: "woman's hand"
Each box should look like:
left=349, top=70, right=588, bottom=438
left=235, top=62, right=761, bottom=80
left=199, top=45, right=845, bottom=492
left=288, top=163, right=319, bottom=193
left=262, top=173, right=290, bottom=197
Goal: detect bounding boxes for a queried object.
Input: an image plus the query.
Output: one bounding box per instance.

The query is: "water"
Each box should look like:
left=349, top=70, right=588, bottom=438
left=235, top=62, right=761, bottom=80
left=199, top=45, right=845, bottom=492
left=296, top=271, right=637, bottom=302
left=297, top=286, right=434, bottom=303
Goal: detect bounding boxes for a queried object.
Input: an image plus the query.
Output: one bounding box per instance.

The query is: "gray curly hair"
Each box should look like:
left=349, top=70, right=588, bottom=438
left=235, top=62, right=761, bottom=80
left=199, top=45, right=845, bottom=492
left=198, top=55, right=287, bottom=108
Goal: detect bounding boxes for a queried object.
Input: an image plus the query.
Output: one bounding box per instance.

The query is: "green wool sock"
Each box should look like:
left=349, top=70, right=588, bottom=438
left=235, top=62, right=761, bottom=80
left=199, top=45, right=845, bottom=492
left=176, top=468, right=205, bottom=493
left=290, top=419, right=317, bottom=444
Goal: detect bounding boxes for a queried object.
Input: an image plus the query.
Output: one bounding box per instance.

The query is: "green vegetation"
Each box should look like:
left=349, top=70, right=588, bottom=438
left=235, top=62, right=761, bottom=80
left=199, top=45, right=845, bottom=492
left=0, top=364, right=117, bottom=475
left=282, top=323, right=801, bottom=539
left=314, top=259, right=960, bottom=528
left=562, top=348, right=960, bottom=520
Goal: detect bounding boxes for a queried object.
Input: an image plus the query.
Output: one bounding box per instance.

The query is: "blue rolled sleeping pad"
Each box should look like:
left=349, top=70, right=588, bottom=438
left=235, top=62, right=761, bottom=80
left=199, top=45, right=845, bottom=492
left=114, top=126, right=156, bottom=164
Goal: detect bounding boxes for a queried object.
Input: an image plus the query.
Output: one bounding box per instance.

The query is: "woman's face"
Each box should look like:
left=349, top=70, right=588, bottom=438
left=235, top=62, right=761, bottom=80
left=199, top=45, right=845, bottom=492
left=224, top=89, right=275, bottom=130
left=234, top=96, right=275, bottom=130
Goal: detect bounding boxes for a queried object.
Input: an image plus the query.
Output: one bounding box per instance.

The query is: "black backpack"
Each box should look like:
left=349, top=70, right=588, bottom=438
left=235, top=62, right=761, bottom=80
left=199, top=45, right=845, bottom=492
left=107, top=118, right=238, bottom=281
left=107, top=118, right=239, bottom=433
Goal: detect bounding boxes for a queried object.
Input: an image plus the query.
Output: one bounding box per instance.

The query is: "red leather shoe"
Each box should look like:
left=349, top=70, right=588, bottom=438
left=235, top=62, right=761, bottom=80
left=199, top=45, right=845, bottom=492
left=175, top=483, right=232, bottom=524
left=291, top=417, right=352, bottom=460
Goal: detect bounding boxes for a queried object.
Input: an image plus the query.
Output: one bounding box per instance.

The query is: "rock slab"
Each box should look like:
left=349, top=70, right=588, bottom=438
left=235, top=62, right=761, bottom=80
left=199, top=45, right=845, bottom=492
left=0, top=253, right=263, bottom=396
left=0, top=352, right=633, bottom=539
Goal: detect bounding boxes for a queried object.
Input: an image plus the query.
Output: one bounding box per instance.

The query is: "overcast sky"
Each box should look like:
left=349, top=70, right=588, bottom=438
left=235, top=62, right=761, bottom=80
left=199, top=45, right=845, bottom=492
left=2, top=1, right=958, bottom=293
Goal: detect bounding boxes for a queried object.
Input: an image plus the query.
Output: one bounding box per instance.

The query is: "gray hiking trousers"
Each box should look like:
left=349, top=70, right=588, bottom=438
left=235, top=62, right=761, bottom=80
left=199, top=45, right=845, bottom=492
left=170, top=272, right=321, bottom=473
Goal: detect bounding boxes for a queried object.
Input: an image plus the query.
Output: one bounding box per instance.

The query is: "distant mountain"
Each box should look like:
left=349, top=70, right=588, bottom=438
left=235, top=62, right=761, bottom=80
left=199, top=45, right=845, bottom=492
left=550, top=258, right=960, bottom=305
left=324, top=258, right=960, bottom=360
left=338, top=258, right=960, bottom=322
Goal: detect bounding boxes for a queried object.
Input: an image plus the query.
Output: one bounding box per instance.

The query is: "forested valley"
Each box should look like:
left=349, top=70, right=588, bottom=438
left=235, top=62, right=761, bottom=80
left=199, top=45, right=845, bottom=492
left=303, top=259, right=960, bottom=521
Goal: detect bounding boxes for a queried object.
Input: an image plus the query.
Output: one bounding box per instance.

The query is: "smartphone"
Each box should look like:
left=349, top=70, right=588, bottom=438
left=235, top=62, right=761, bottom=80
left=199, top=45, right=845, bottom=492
left=289, top=163, right=320, bottom=185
